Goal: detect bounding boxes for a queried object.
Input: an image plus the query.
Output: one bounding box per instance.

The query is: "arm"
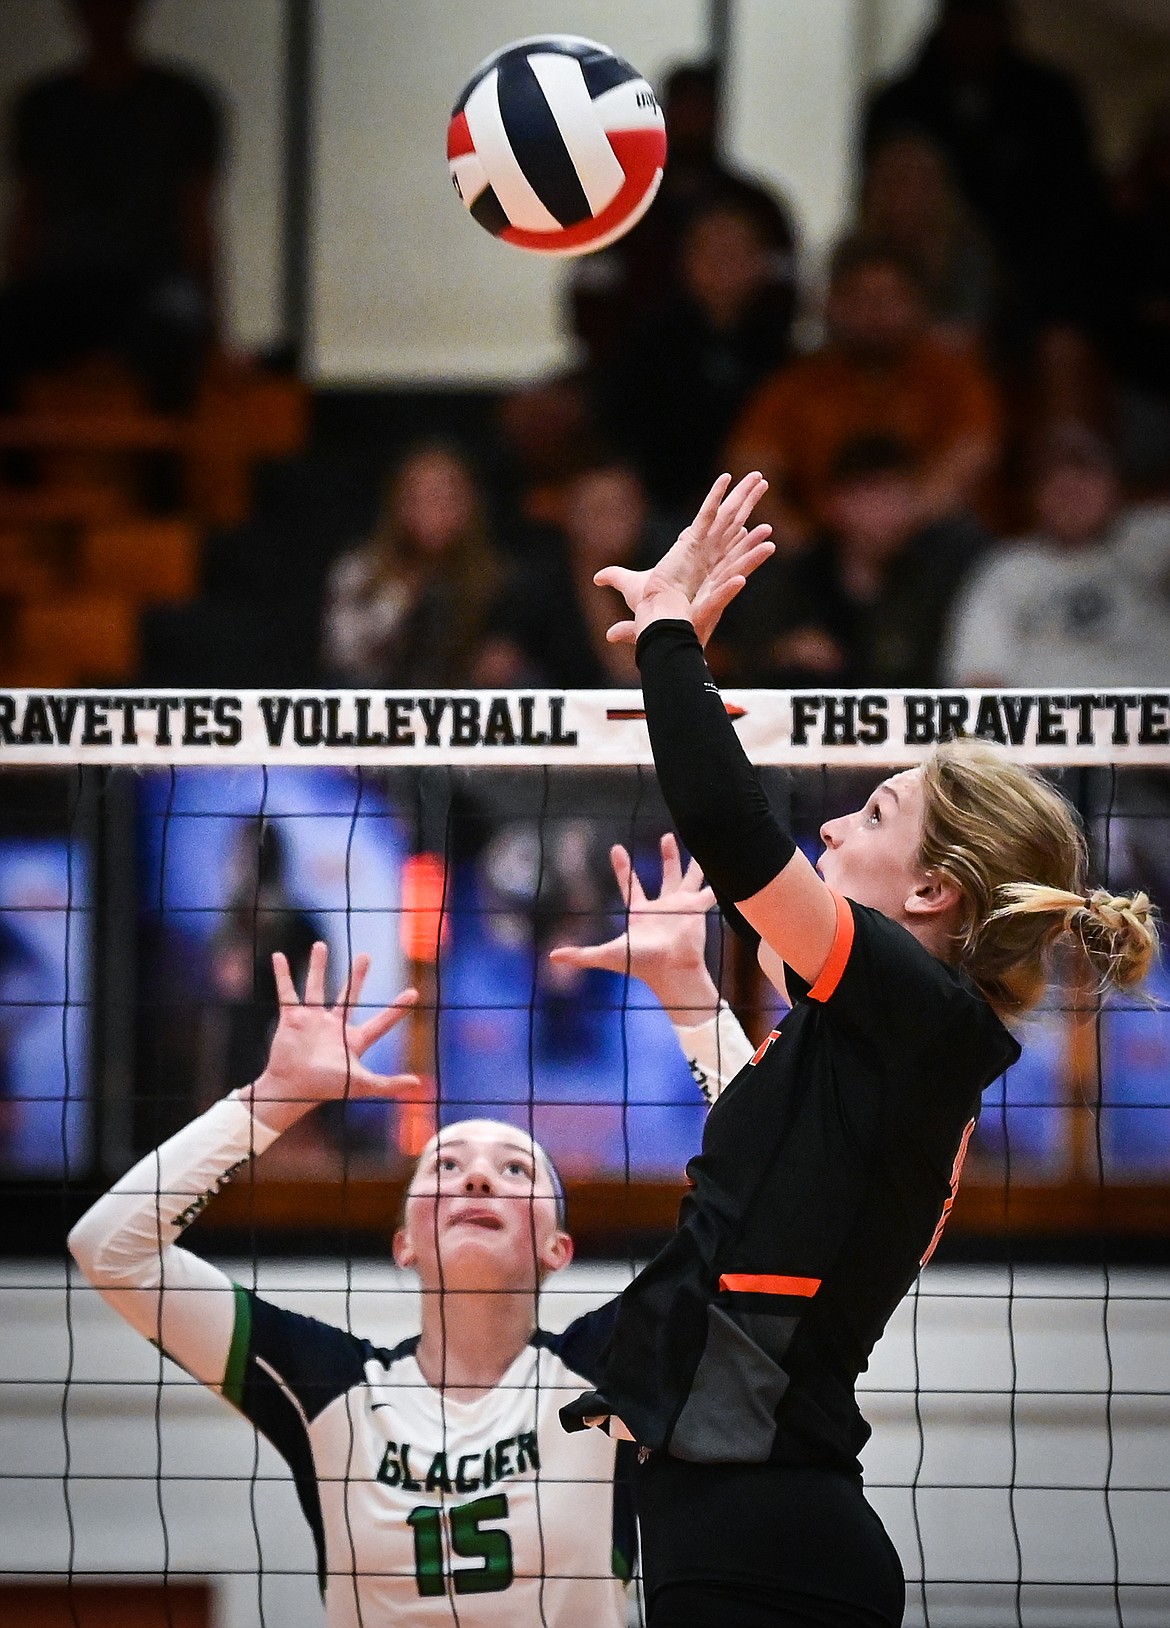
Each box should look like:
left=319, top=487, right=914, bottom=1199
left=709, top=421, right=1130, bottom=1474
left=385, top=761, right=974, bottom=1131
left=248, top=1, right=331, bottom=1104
left=598, top=475, right=841, bottom=985
left=549, top=834, right=756, bottom=1101
left=67, top=1099, right=276, bottom=1389
left=69, top=946, right=417, bottom=1386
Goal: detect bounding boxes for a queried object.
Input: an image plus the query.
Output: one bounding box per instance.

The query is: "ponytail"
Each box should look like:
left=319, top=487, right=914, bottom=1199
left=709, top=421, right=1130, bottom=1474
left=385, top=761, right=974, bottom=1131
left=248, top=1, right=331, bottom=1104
left=918, top=745, right=1162, bottom=1017
left=993, top=885, right=1158, bottom=995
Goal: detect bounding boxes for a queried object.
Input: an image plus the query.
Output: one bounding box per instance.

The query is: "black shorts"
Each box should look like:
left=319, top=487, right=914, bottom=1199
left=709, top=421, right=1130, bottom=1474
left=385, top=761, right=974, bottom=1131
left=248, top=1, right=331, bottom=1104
left=636, top=1457, right=905, bottom=1628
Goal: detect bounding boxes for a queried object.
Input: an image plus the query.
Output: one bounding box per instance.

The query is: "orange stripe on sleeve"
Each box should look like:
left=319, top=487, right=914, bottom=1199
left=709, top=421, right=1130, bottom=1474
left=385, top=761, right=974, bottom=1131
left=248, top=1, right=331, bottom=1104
left=807, top=890, right=854, bottom=1004
left=719, top=1273, right=821, bottom=1297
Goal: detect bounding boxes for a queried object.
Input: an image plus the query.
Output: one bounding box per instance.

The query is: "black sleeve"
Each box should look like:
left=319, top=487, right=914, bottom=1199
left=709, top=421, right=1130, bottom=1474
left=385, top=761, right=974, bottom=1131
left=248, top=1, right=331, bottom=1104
left=224, top=1287, right=370, bottom=1595
left=636, top=618, right=795, bottom=902
left=233, top=1287, right=369, bottom=1423
left=541, top=1296, right=621, bottom=1384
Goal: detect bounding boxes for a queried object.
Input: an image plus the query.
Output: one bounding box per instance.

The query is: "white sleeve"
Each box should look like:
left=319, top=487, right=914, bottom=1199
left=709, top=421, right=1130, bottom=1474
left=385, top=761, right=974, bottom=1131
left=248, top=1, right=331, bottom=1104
left=672, top=1003, right=756, bottom=1105
left=67, top=1099, right=280, bottom=1389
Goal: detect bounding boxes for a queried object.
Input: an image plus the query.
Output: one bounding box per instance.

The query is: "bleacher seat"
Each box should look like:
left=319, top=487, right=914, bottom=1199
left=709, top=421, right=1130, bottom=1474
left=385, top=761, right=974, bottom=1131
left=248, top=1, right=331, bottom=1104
left=10, top=592, right=137, bottom=686
left=82, top=519, right=199, bottom=603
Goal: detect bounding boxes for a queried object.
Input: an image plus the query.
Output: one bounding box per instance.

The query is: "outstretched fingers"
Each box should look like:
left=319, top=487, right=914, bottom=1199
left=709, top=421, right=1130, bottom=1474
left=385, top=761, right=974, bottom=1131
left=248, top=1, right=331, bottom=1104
left=304, top=939, right=329, bottom=1006
left=660, top=831, right=683, bottom=894
left=334, top=952, right=371, bottom=1017
left=272, top=951, right=299, bottom=1008
left=349, top=1064, right=422, bottom=1098
left=693, top=473, right=733, bottom=534
left=698, top=573, right=748, bottom=627
left=681, top=853, right=707, bottom=893
left=719, top=471, right=767, bottom=531
left=610, top=843, right=645, bottom=909
left=593, top=564, right=645, bottom=609
left=549, top=937, right=626, bottom=974
left=348, top=987, right=420, bottom=1054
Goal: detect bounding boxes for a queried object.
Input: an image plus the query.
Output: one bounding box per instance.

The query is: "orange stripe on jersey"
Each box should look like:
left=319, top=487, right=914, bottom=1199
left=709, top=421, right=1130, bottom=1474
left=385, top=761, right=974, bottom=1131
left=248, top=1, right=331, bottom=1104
left=719, top=1273, right=821, bottom=1297
left=920, top=1116, right=977, bottom=1268
left=807, top=890, right=855, bottom=1003
left=750, top=1029, right=782, bottom=1065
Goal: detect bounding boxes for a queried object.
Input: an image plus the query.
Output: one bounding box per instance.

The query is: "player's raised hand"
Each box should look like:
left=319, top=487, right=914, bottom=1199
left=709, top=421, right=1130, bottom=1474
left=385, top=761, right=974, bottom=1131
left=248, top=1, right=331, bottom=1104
left=549, top=835, right=720, bottom=1025
left=596, top=472, right=774, bottom=647
left=247, top=942, right=419, bottom=1125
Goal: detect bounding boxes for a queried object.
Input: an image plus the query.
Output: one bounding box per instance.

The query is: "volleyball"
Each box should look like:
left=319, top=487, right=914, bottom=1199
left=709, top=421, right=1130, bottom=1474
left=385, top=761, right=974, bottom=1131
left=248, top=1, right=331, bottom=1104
left=447, top=35, right=668, bottom=257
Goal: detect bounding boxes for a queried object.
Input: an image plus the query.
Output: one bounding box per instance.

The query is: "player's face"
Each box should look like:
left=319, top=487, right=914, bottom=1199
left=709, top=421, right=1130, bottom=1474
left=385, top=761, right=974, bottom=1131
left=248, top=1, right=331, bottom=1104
left=394, top=1122, right=570, bottom=1293
left=817, top=768, right=930, bottom=920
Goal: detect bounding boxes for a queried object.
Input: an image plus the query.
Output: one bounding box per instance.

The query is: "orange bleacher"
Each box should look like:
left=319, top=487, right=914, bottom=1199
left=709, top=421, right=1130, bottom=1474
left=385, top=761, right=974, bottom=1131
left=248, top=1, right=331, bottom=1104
left=0, top=355, right=308, bottom=687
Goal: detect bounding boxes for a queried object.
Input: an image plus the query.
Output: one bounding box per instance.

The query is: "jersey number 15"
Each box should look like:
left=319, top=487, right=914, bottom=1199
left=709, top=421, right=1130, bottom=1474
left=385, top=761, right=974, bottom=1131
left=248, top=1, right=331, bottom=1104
left=408, top=1494, right=514, bottom=1596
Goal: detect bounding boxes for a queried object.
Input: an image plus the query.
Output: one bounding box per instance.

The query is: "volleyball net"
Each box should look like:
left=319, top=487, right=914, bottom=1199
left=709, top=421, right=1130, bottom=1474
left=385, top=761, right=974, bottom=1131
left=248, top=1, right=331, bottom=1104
left=1, top=684, right=1168, bottom=1626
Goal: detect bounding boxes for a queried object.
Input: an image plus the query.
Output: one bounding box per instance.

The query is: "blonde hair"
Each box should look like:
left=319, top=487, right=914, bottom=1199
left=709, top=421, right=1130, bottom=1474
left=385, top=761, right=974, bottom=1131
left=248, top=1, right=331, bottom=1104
left=918, top=744, right=1159, bottom=1017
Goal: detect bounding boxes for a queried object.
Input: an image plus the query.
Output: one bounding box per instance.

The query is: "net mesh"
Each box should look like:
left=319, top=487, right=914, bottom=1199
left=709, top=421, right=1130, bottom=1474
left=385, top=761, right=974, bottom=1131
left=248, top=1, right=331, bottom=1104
left=1, top=688, right=1168, bottom=1627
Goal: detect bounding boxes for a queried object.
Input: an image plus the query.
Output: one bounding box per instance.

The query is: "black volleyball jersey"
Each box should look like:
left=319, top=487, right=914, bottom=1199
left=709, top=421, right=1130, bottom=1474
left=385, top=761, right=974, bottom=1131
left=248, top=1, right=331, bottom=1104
left=571, top=892, right=1020, bottom=1472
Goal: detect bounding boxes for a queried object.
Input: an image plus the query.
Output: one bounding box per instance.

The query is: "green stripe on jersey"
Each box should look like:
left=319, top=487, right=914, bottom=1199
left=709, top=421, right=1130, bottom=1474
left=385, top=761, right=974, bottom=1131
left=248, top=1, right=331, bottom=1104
left=222, top=1283, right=252, bottom=1408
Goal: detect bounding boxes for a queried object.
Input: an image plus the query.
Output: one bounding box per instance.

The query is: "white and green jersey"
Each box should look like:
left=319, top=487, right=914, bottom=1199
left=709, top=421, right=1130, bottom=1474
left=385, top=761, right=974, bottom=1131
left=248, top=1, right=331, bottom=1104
left=67, top=1013, right=754, bottom=1625
left=223, top=1284, right=632, bottom=1625
left=67, top=1099, right=634, bottom=1626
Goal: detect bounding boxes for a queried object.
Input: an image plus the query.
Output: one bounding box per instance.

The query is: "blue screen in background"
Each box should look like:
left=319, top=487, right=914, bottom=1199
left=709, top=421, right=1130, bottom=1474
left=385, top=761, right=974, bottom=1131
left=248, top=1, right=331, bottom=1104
left=0, top=839, right=90, bottom=1176
left=137, top=771, right=709, bottom=1181
left=975, top=996, right=1070, bottom=1176
left=1101, top=957, right=1170, bottom=1177
left=137, top=767, right=411, bottom=1088
left=132, top=768, right=1170, bottom=1188
left=437, top=863, right=707, bottom=1180
left=972, top=966, right=1170, bottom=1180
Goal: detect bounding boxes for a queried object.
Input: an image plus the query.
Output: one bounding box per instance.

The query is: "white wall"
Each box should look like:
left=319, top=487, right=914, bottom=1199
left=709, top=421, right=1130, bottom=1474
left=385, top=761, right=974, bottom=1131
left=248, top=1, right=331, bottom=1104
left=724, top=0, right=866, bottom=269
left=309, top=0, right=707, bottom=386
left=0, top=0, right=285, bottom=352
left=3, top=1260, right=1168, bottom=1627
left=0, top=0, right=931, bottom=384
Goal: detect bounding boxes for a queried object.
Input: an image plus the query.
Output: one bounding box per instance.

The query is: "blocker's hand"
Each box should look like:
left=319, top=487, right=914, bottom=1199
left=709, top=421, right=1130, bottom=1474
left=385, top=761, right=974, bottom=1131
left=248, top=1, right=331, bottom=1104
left=549, top=834, right=720, bottom=1025
left=595, top=471, right=774, bottom=647
left=244, top=942, right=419, bottom=1129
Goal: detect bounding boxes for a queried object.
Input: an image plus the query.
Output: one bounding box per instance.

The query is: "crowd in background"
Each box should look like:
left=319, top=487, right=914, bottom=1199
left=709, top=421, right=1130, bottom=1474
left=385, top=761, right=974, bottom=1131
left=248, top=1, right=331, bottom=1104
left=316, top=0, right=1170, bottom=697
left=3, top=0, right=1170, bottom=696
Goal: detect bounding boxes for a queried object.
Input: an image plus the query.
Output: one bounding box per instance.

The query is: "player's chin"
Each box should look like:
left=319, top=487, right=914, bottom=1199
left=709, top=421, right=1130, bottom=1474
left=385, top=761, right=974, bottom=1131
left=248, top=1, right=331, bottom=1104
left=437, top=1228, right=532, bottom=1282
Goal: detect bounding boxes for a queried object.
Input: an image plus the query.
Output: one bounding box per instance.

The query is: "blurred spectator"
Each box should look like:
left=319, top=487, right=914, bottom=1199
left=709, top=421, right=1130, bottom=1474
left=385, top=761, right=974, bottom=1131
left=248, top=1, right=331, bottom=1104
left=322, top=441, right=500, bottom=687
left=857, top=129, right=1002, bottom=348
left=728, top=238, right=1001, bottom=544
left=943, top=424, right=1170, bottom=686
left=1108, top=103, right=1170, bottom=485
left=494, top=373, right=605, bottom=531
left=570, top=61, right=797, bottom=366
left=476, top=459, right=671, bottom=688
left=597, top=199, right=792, bottom=516
left=864, top=0, right=1107, bottom=340
left=715, top=435, right=987, bottom=687
left=0, top=0, right=223, bottom=411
